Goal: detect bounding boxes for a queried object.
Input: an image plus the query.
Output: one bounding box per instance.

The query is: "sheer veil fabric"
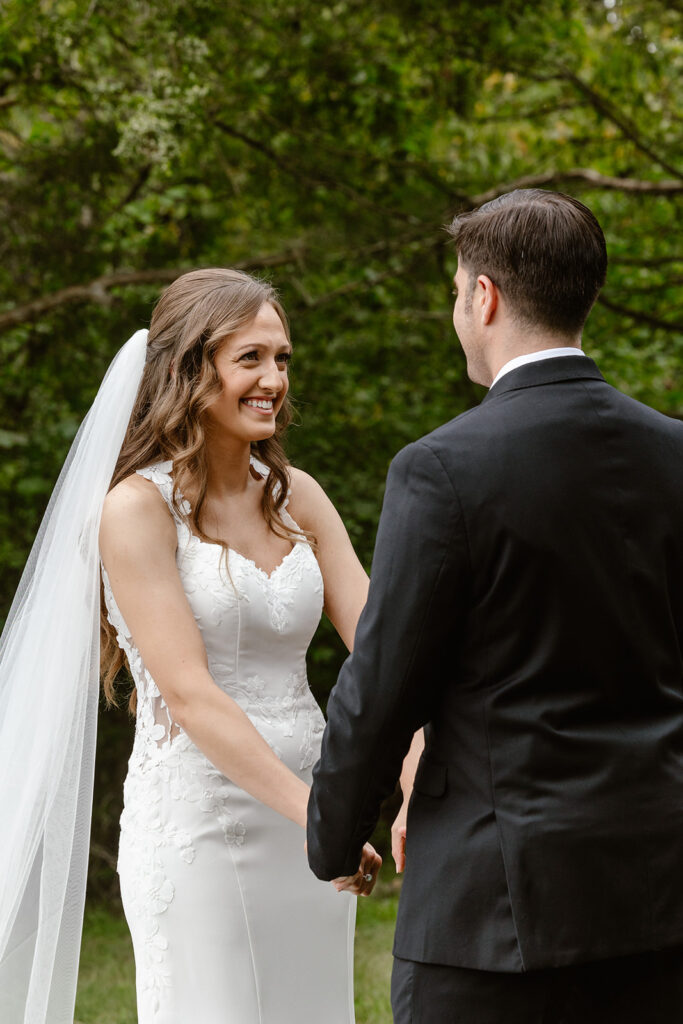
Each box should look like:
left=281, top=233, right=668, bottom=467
left=0, top=330, right=148, bottom=1024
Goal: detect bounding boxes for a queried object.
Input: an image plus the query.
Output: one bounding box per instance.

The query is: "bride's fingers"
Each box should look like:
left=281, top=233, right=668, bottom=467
left=332, top=871, right=362, bottom=893
left=392, top=825, right=406, bottom=873
left=334, top=869, right=372, bottom=896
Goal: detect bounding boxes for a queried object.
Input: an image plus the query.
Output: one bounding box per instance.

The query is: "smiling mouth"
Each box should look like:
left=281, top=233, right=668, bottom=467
left=241, top=397, right=275, bottom=414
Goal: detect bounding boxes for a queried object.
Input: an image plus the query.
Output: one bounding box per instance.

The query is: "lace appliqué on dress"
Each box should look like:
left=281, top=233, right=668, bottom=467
left=104, top=458, right=326, bottom=1019
left=103, top=568, right=250, bottom=1017
left=206, top=663, right=325, bottom=771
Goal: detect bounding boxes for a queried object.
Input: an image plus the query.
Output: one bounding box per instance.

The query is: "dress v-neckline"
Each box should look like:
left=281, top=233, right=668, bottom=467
left=228, top=543, right=301, bottom=582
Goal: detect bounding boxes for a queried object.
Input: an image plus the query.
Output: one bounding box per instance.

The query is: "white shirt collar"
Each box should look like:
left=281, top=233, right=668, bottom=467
left=489, top=348, right=586, bottom=390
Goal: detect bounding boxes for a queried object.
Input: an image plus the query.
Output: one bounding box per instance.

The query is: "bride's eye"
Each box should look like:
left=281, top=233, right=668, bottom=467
left=277, top=352, right=292, bottom=366
left=240, top=351, right=259, bottom=361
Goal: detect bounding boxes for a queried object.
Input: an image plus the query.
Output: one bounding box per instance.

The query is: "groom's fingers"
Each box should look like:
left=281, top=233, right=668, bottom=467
left=360, top=866, right=380, bottom=897
left=332, top=849, right=382, bottom=896
left=359, top=848, right=382, bottom=896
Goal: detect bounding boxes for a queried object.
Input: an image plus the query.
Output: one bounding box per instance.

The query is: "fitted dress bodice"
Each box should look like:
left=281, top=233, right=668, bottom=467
left=102, top=459, right=326, bottom=778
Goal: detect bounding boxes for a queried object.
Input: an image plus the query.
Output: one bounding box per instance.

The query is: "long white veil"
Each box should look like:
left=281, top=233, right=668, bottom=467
left=0, top=329, right=148, bottom=1023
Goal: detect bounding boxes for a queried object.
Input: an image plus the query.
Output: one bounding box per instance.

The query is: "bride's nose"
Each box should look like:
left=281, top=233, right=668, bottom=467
left=258, top=360, right=284, bottom=393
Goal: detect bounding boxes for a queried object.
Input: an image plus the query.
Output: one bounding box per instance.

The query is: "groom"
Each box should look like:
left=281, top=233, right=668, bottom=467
left=307, top=190, right=683, bottom=1022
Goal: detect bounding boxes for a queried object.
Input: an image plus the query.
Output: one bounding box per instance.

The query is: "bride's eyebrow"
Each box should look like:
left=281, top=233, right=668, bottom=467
left=233, top=340, right=293, bottom=356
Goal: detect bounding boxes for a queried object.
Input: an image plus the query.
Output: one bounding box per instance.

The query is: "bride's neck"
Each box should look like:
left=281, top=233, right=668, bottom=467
left=203, top=432, right=253, bottom=499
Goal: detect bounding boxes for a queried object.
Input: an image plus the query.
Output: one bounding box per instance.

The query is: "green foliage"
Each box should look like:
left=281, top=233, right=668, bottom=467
left=1, top=0, right=681, bottom=898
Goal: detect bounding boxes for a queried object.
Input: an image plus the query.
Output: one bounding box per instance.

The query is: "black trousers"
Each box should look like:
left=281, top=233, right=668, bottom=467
left=391, top=945, right=683, bottom=1024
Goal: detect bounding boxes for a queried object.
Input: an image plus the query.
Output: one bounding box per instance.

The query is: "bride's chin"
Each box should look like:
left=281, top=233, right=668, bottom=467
left=247, top=424, right=278, bottom=442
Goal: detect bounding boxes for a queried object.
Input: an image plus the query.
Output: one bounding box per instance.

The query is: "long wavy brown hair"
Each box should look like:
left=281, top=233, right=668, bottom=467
left=101, top=267, right=308, bottom=710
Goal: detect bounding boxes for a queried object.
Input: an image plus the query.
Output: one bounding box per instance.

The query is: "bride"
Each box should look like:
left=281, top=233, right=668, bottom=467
left=0, top=267, right=380, bottom=1024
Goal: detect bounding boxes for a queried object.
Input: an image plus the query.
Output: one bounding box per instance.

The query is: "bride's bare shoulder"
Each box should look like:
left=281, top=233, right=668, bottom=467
left=286, top=466, right=339, bottom=532
left=100, top=473, right=175, bottom=548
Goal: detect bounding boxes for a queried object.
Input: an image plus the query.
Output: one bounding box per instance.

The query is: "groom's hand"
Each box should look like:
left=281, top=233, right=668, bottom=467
left=332, top=842, right=382, bottom=897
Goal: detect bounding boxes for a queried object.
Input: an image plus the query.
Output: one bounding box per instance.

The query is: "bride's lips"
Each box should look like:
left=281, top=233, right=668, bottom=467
left=241, top=396, right=276, bottom=415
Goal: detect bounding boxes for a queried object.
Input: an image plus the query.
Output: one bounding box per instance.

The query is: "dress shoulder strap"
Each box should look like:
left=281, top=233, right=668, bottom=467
left=136, top=461, right=190, bottom=521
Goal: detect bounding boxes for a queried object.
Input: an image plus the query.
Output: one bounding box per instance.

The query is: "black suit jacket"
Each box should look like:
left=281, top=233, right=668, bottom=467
left=307, top=356, right=683, bottom=972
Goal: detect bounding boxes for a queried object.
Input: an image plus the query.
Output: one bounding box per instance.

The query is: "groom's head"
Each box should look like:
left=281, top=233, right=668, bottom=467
left=448, top=189, right=607, bottom=385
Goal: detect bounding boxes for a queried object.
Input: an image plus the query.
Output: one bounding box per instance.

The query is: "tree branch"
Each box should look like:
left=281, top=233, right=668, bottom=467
left=211, top=118, right=421, bottom=224
left=467, top=168, right=683, bottom=207
left=286, top=260, right=423, bottom=311
left=2, top=168, right=680, bottom=334
left=117, top=164, right=153, bottom=210
left=471, top=100, right=586, bottom=125
left=609, top=277, right=683, bottom=294
left=0, top=253, right=303, bottom=333
left=560, top=69, right=683, bottom=181
left=287, top=267, right=400, bottom=309
left=609, top=256, right=683, bottom=267
left=597, top=294, right=683, bottom=332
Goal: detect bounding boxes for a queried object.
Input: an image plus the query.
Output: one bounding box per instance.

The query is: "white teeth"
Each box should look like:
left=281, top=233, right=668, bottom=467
left=243, top=399, right=273, bottom=410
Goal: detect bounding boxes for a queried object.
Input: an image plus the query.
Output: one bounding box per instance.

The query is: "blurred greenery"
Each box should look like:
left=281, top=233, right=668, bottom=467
left=0, top=0, right=681, bottom=901
left=75, top=885, right=399, bottom=1023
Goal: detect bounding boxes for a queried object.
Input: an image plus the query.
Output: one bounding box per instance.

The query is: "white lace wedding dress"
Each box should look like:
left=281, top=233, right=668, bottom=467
left=101, top=459, right=356, bottom=1024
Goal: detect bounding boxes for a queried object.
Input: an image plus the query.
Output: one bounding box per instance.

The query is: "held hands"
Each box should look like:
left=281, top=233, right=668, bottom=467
left=391, top=802, right=408, bottom=873
left=332, top=842, right=382, bottom=897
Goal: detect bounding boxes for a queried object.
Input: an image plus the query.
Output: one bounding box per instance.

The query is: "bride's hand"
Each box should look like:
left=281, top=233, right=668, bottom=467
left=391, top=802, right=408, bottom=873
left=332, top=842, right=382, bottom=897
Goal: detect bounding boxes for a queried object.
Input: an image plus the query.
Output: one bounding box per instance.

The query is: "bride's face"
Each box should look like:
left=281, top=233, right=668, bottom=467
left=204, top=302, right=292, bottom=443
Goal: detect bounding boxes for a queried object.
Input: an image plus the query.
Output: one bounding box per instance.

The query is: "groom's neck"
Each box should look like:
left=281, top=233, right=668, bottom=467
left=485, top=327, right=583, bottom=386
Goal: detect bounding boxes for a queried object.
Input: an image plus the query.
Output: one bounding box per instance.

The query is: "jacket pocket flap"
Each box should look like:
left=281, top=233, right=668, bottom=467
left=412, top=757, right=447, bottom=798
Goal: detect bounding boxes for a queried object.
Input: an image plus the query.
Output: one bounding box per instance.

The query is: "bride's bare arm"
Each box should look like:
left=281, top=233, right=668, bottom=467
left=391, top=727, right=425, bottom=872
left=289, top=471, right=427, bottom=875
left=99, top=475, right=311, bottom=828
left=289, top=472, right=428, bottom=874
left=287, top=469, right=383, bottom=891
left=286, top=468, right=369, bottom=652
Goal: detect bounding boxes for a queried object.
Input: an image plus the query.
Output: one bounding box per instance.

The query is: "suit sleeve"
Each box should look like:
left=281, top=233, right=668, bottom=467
left=307, top=439, right=471, bottom=879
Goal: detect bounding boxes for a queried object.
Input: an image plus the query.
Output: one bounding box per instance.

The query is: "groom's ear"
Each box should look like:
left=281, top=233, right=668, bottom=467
left=477, top=275, right=498, bottom=325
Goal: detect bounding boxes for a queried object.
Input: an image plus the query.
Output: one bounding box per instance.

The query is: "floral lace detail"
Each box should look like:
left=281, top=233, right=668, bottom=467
left=298, top=701, right=325, bottom=770
left=118, top=782, right=187, bottom=1016
left=137, top=460, right=191, bottom=518
left=206, top=663, right=325, bottom=770
left=119, top=751, right=248, bottom=1017
left=179, top=537, right=245, bottom=625
left=233, top=543, right=319, bottom=633
left=102, top=566, right=193, bottom=759
left=104, top=458, right=326, bottom=1017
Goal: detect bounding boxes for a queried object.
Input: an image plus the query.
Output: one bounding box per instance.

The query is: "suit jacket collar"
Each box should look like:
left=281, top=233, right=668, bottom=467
left=481, top=355, right=605, bottom=403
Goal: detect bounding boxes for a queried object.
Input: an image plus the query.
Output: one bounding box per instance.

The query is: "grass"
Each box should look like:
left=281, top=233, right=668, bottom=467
left=75, top=907, right=137, bottom=1024
left=353, top=882, right=400, bottom=1024
left=75, top=883, right=399, bottom=1024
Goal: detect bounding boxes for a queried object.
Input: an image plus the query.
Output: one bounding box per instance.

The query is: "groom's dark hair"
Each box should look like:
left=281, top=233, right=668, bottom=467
left=448, top=189, right=607, bottom=335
